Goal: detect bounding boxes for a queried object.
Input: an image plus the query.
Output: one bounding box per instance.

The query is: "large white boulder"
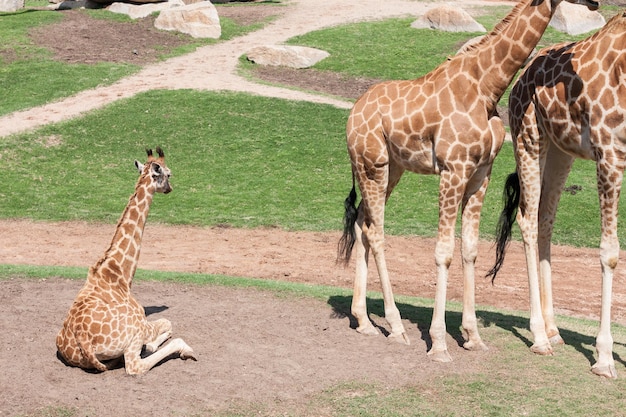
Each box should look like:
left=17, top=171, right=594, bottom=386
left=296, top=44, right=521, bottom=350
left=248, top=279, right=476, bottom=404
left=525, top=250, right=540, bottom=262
left=412, top=5, right=486, bottom=33
left=246, top=45, right=330, bottom=69
left=107, top=0, right=184, bottom=19
left=550, top=1, right=605, bottom=35
left=154, top=1, right=221, bottom=39
left=0, top=0, right=24, bottom=12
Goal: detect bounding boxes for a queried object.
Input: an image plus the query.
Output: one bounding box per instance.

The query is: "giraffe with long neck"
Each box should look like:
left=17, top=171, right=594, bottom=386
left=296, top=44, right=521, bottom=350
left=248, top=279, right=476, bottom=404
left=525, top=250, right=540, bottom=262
left=56, top=147, right=196, bottom=375
left=338, top=0, right=599, bottom=362
left=489, top=11, right=626, bottom=378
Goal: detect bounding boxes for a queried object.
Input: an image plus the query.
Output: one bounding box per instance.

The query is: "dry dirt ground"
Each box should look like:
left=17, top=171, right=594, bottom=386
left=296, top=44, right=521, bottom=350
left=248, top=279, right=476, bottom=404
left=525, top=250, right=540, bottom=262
left=3, top=2, right=626, bottom=416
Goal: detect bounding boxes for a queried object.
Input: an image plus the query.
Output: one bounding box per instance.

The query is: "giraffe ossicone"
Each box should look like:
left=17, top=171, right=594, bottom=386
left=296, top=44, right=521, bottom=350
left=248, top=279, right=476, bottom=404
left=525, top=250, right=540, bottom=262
left=337, top=0, right=598, bottom=363
left=56, top=147, right=196, bottom=375
left=490, top=11, right=626, bottom=378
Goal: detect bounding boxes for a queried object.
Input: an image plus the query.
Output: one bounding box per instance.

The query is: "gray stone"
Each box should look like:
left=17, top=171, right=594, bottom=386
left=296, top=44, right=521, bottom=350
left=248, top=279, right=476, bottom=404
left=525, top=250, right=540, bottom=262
left=246, top=45, right=329, bottom=69
left=107, top=0, right=184, bottom=19
left=0, top=0, right=24, bottom=12
left=154, top=1, right=221, bottom=39
left=550, top=1, right=605, bottom=35
left=412, top=5, right=486, bottom=33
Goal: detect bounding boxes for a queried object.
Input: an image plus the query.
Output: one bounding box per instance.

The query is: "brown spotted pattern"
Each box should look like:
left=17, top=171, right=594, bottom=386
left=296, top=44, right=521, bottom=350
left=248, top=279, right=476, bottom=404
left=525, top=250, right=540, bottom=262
left=343, top=0, right=598, bottom=362
left=507, top=11, right=626, bottom=378
left=56, top=148, right=196, bottom=375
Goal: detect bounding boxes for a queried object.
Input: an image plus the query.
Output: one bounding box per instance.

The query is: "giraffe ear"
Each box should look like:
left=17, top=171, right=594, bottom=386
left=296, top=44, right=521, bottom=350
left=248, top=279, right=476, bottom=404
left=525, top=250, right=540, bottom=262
left=135, top=160, right=144, bottom=173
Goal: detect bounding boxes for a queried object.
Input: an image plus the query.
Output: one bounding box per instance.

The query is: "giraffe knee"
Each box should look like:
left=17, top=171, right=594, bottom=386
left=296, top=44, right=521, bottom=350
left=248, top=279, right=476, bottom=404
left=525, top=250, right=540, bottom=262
left=435, top=244, right=453, bottom=268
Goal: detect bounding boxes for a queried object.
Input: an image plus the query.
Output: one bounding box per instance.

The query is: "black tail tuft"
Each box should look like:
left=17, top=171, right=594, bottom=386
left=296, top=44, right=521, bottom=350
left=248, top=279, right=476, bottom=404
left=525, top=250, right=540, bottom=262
left=486, top=172, right=521, bottom=283
left=337, top=181, right=358, bottom=266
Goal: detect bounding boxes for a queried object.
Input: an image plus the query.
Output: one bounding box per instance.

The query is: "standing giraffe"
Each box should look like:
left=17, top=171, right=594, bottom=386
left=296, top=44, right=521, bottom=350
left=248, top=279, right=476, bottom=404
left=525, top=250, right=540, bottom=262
left=489, top=12, right=626, bottom=378
left=56, top=147, right=196, bottom=375
left=337, top=0, right=599, bottom=362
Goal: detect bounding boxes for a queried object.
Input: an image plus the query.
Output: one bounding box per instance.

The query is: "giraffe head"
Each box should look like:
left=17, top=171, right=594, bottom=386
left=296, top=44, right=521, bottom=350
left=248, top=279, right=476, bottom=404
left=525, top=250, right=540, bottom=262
left=560, top=0, right=599, bottom=11
left=134, top=147, right=172, bottom=194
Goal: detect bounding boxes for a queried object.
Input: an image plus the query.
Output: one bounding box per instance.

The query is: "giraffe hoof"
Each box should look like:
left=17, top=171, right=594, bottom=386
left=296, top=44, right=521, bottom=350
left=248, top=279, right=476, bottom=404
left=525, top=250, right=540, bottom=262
left=530, top=342, right=553, bottom=356
left=356, top=324, right=379, bottom=336
left=549, top=334, right=564, bottom=346
left=180, top=348, right=197, bottom=361
left=427, top=348, right=452, bottom=363
left=591, top=363, right=617, bottom=379
left=463, top=340, right=489, bottom=352
left=388, top=332, right=410, bottom=345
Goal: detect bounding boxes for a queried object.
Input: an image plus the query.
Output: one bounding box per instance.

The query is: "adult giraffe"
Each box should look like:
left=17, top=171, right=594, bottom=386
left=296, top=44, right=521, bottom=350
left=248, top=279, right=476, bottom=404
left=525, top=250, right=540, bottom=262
left=489, top=12, right=626, bottom=378
left=337, top=0, right=599, bottom=362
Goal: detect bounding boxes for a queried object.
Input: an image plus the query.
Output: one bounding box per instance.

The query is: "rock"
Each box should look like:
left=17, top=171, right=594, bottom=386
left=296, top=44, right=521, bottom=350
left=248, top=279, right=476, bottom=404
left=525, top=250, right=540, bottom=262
left=90, top=0, right=164, bottom=4
left=0, top=0, right=24, bottom=12
left=550, top=1, right=605, bottom=35
left=411, top=5, right=486, bottom=33
left=154, top=1, right=221, bottom=39
left=107, top=0, right=184, bottom=19
left=457, top=35, right=485, bottom=54
left=246, top=45, right=330, bottom=69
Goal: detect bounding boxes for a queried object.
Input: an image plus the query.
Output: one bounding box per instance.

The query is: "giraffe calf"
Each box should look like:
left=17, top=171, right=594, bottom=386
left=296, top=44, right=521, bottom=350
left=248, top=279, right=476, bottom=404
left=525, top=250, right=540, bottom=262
left=56, top=147, right=196, bottom=375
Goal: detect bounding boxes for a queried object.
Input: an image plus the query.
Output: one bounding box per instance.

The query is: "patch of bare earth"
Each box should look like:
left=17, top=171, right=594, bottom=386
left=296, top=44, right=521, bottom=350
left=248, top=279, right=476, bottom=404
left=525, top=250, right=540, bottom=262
left=3, top=3, right=626, bottom=416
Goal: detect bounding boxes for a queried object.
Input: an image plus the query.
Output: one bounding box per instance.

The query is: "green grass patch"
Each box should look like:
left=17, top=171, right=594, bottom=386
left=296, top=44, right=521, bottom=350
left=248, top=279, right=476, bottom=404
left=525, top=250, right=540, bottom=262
left=0, top=5, right=275, bottom=116
left=282, top=6, right=611, bottom=108
left=0, top=89, right=619, bottom=247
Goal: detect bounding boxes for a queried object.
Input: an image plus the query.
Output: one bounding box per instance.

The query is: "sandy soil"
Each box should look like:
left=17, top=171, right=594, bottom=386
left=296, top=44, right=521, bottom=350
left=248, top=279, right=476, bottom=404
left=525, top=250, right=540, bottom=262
left=2, top=0, right=626, bottom=416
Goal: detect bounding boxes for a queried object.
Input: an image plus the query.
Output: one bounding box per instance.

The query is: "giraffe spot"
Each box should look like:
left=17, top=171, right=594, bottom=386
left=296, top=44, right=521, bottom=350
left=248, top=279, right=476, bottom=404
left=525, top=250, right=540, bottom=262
left=136, top=187, right=146, bottom=201
left=90, top=322, right=102, bottom=335
left=101, top=323, right=112, bottom=335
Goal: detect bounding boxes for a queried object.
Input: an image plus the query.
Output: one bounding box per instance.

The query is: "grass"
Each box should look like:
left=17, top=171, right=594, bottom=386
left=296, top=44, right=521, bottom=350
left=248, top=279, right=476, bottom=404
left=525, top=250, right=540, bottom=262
left=3, top=265, right=626, bottom=417
left=0, top=88, right=616, bottom=247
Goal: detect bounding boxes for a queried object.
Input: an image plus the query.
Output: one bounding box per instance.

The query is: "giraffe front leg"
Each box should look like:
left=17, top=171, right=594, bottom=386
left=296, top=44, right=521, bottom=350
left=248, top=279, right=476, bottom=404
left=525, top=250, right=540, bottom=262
left=144, top=318, right=172, bottom=354
left=125, top=337, right=196, bottom=375
left=427, top=170, right=466, bottom=362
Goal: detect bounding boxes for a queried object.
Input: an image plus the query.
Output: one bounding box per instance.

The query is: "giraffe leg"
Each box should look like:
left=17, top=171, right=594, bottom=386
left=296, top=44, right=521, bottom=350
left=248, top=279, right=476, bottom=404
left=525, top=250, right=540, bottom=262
left=144, top=318, right=173, bottom=354
left=515, top=129, right=552, bottom=356
left=459, top=170, right=490, bottom=352
left=351, top=213, right=378, bottom=336
left=369, top=223, right=409, bottom=344
left=537, top=144, right=574, bottom=347
left=125, top=320, right=196, bottom=375
left=351, top=159, right=408, bottom=344
left=428, top=170, right=466, bottom=362
left=124, top=338, right=193, bottom=375
left=590, top=162, right=622, bottom=378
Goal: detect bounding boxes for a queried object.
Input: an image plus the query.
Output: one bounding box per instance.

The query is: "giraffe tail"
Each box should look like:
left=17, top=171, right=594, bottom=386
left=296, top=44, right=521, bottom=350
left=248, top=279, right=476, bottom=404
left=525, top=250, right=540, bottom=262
left=337, top=173, right=358, bottom=265
left=76, top=330, right=109, bottom=372
left=486, top=172, right=520, bottom=283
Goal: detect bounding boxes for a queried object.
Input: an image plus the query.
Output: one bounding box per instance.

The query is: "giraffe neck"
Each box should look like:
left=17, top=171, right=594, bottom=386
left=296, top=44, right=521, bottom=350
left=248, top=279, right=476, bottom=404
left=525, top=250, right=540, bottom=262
left=92, top=176, right=154, bottom=290
left=467, top=0, right=557, bottom=106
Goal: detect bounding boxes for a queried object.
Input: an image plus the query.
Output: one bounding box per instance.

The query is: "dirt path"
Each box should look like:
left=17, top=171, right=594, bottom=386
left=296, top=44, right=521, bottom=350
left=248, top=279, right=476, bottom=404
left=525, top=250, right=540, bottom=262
left=0, top=0, right=512, bottom=137
left=2, top=1, right=625, bottom=415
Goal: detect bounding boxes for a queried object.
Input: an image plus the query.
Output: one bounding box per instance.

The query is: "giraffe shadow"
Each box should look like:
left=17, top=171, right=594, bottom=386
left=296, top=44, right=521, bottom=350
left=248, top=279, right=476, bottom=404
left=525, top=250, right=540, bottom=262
left=327, top=295, right=466, bottom=352
left=55, top=352, right=125, bottom=373
left=326, top=295, right=626, bottom=369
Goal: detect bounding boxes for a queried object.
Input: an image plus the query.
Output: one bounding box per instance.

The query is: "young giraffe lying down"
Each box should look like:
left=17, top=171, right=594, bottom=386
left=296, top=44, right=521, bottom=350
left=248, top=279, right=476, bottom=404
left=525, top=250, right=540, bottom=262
left=56, top=147, right=196, bottom=375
